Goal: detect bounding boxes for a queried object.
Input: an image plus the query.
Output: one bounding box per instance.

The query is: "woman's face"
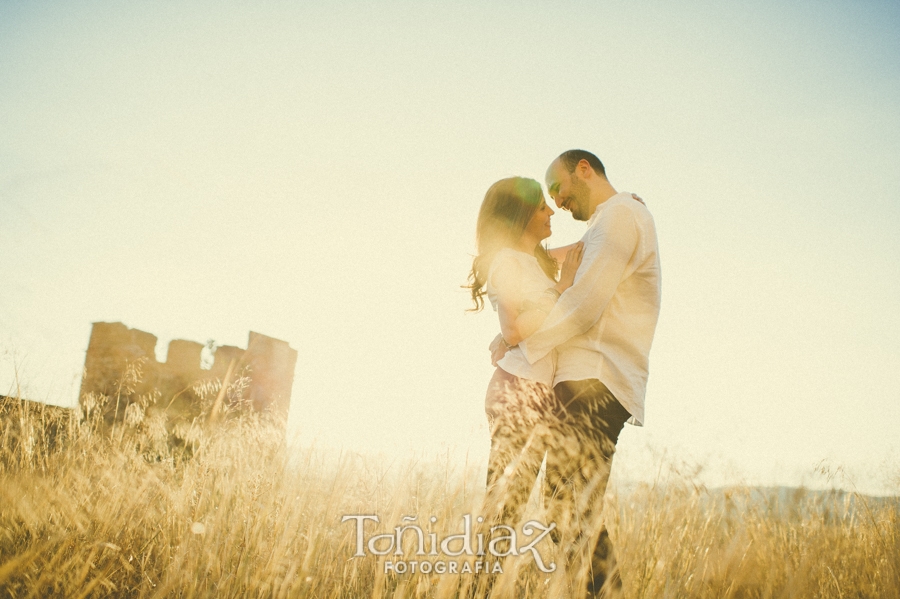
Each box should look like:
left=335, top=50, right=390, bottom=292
left=522, top=195, right=554, bottom=243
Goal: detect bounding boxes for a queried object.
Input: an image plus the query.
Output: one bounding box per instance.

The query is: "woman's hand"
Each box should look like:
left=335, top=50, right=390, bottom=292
left=556, top=241, right=584, bottom=292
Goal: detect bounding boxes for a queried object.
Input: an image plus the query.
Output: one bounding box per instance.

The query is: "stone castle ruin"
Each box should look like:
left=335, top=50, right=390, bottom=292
left=79, top=322, right=297, bottom=427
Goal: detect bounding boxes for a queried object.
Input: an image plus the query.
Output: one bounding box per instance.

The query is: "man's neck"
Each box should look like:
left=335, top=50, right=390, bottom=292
left=587, top=181, right=619, bottom=217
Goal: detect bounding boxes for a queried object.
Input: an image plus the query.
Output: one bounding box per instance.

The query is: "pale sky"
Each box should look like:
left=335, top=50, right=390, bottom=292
left=2, top=0, right=899, bottom=495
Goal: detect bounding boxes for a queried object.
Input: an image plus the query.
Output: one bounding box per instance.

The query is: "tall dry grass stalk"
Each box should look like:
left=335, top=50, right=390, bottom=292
left=1, top=382, right=898, bottom=598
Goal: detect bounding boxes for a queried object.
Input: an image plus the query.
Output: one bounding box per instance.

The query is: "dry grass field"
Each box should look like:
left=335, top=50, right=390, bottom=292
left=1, top=382, right=898, bottom=599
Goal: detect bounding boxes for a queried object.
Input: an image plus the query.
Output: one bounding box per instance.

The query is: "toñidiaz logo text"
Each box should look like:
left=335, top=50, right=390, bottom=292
left=341, top=514, right=557, bottom=574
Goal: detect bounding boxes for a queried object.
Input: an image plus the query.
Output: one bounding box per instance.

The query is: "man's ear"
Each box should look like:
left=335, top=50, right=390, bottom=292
left=577, top=158, right=593, bottom=179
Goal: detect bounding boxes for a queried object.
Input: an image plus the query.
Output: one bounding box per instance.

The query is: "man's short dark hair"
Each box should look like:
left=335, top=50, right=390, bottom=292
left=558, top=149, right=606, bottom=178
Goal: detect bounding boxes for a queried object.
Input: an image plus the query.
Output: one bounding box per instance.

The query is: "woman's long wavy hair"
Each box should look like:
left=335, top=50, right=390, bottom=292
left=466, top=177, right=558, bottom=311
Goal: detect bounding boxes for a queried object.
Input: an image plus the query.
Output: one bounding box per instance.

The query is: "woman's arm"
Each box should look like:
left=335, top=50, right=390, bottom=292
left=490, top=263, right=528, bottom=347
left=494, top=242, right=584, bottom=347
left=548, top=243, right=578, bottom=264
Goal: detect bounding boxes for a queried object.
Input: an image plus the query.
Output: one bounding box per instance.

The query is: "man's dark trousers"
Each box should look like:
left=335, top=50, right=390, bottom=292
left=545, top=378, right=631, bottom=596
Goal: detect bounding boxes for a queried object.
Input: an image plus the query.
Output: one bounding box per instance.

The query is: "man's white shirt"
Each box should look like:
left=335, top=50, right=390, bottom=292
left=520, top=192, right=661, bottom=425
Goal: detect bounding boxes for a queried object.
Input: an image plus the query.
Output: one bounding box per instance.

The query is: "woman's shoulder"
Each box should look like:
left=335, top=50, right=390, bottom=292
left=487, top=249, right=523, bottom=291
left=494, top=247, right=537, bottom=268
left=490, top=247, right=539, bottom=279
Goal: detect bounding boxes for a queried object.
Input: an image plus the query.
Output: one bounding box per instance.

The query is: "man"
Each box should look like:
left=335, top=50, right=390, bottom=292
left=499, top=149, right=661, bottom=597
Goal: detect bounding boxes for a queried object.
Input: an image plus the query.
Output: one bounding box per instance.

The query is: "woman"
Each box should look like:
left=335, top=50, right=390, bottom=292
left=466, top=176, right=584, bottom=542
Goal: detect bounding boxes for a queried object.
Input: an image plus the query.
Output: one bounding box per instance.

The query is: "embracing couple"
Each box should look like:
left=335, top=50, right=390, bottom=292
left=467, top=150, right=661, bottom=598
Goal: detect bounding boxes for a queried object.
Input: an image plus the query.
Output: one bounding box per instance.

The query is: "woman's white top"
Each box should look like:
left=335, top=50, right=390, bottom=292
left=486, top=248, right=557, bottom=386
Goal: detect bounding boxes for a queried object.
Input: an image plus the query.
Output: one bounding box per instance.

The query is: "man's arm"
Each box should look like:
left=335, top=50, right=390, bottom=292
left=520, top=203, right=638, bottom=364
left=491, top=243, right=585, bottom=349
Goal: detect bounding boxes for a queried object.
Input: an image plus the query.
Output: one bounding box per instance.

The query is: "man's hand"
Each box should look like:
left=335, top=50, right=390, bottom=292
left=631, top=193, right=645, bottom=205
left=489, top=333, right=511, bottom=366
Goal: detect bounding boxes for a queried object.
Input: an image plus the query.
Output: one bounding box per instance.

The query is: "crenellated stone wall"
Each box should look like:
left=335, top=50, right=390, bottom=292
left=78, top=322, right=297, bottom=426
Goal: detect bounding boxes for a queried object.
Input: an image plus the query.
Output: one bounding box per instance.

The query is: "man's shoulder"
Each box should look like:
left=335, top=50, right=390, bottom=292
left=589, top=194, right=641, bottom=228
left=608, top=192, right=656, bottom=227
left=587, top=194, right=657, bottom=247
left=608, top=192, right=650, bottom=213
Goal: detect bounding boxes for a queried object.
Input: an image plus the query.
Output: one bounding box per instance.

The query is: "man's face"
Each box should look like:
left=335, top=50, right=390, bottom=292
left=546, top=160, right=592, bottom=221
